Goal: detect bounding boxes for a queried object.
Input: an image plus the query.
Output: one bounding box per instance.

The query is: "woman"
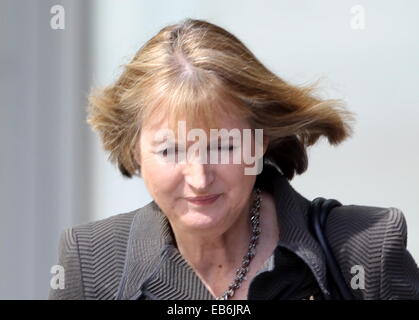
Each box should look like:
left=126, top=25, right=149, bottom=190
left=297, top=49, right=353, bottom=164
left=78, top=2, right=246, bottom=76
left=49, top=18, right=419, bottom=300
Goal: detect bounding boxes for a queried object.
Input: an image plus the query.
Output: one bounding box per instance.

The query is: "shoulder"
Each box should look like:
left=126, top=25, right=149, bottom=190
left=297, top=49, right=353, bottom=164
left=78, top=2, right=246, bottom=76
left=326, top=204, right=407, bottom=245
left=70, top=209, right=139, bottom=271
left=325, top=205, right=408, bottom=260
left=71, top=209, right=138, bottom=240
left=325, top=204, right=419, bottom=299
left=49, top=206, right=142, bottom=300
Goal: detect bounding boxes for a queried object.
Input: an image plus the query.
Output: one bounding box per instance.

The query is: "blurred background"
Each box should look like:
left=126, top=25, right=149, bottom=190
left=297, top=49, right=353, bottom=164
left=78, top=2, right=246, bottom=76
left=0, top=0, right=418, bottom=299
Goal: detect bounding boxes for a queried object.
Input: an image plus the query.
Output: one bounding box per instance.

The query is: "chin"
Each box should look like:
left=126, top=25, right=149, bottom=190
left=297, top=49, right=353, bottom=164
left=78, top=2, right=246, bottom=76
left=179, top=210, right=226, bottom=231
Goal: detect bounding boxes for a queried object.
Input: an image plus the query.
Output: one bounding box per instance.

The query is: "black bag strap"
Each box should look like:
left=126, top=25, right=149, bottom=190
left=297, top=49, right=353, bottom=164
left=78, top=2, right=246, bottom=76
left=308, top=197, right=355, bottom=300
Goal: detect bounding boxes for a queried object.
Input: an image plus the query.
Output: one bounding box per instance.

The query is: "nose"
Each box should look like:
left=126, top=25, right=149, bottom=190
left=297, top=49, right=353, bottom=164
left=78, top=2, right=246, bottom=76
left=184, top=162, right=214, bottom=192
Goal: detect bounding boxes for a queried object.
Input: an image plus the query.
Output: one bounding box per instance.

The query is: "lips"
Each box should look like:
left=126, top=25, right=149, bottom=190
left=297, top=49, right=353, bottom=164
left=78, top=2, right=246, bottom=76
left=185, top=194, right=219, bottom=201
left=185, top=194, right=221, bottom=205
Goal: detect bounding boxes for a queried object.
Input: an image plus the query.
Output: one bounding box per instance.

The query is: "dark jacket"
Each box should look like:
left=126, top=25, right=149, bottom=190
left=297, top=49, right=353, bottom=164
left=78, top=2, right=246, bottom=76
left=48, top=164, right=419, bottom=299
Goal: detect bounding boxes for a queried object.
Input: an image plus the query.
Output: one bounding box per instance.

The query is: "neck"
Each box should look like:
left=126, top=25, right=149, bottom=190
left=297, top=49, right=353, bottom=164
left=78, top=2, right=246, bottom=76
left=169, top=194, right=254, bottom=282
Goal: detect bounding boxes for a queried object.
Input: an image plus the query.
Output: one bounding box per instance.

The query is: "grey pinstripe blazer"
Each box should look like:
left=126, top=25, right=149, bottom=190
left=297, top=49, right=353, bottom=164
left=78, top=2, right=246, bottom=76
left=48, top=164, right=419, bottom=300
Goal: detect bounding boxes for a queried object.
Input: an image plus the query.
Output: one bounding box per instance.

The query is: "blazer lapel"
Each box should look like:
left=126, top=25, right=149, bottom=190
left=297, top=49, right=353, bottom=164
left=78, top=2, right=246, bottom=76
left=115, top=200, right=214, bottom=300
left=269, top=167, right=330, bottom=297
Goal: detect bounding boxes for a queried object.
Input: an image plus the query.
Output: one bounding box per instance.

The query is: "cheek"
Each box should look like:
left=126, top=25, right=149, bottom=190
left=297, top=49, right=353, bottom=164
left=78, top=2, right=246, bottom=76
left=215, top=164, right=256, bottom=216
left=140, top=152, right=181, bottom=195
left=217, top=163, right=257, bottom=191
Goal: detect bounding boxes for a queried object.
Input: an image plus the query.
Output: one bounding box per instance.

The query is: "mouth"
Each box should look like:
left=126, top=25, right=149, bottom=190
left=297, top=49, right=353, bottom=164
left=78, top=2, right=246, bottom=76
left=185, top=194, right=221, bottom=205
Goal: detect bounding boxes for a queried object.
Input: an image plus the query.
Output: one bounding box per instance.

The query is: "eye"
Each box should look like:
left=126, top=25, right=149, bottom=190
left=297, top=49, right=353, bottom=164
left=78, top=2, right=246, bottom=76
left=220, top=145, right=236, bottom=151
left=208, top=145, right=236, bottom=151
left=157, top=147, right=177, bottom=157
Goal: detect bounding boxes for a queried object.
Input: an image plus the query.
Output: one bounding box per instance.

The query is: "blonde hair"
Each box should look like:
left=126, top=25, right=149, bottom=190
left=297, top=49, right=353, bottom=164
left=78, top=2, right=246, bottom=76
left=87, top=18, right=356, bottom=180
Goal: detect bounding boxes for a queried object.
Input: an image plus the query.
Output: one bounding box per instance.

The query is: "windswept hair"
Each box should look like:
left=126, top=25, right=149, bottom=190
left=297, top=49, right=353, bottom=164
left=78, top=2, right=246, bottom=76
left=87, top=18, right=356, bottom=180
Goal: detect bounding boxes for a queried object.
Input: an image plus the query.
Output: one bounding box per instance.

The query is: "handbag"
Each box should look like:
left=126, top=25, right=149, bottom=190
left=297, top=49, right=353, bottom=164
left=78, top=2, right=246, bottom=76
left=308, top=197, right=356, bottom=300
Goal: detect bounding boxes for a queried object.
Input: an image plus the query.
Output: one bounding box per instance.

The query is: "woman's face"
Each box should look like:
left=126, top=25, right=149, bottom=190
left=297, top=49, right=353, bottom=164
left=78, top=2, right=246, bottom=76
left=135, top=110, right=268, bottom=237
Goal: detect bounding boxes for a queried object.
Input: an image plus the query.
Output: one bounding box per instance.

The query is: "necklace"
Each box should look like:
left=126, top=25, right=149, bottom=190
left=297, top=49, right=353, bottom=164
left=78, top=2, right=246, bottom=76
left=215, top=187, right=262, bottom=300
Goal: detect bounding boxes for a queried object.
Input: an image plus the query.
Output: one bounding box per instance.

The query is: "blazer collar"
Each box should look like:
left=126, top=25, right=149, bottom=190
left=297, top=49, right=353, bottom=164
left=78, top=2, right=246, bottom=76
left=115, top=164, right=330, bottom=300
